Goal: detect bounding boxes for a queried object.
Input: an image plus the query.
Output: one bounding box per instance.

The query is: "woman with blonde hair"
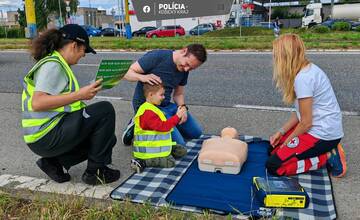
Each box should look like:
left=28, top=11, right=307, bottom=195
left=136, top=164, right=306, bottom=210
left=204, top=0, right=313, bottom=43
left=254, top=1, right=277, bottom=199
left=266, top=34, right=346, bottom=177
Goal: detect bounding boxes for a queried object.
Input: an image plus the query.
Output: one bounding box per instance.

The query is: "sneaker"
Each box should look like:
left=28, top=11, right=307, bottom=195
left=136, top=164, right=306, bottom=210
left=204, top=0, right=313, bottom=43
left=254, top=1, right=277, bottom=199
left=82, top=166, right=120, bottom=185
left=130, top=158, right=146, bottom=173
left=144, top=156, right=176, bottom=168
left=121, top=118, right=135, bottom=146
left=327, top=144, right=347, bottom=178
left=36, top=158, right=71, bottom=183
left=171, top=144, right=187, bottom=159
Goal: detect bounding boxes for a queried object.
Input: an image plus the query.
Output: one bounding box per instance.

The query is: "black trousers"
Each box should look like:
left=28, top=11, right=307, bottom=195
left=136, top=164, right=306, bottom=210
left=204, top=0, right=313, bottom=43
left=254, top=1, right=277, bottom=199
left=28, top=101, right=117, bottom=170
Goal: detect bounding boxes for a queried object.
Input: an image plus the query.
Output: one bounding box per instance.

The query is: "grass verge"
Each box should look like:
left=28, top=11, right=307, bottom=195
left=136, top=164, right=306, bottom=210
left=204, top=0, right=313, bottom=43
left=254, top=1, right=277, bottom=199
left=1, top=28, right=359, bottom=50
left=0, top=191, right=206, bottom=219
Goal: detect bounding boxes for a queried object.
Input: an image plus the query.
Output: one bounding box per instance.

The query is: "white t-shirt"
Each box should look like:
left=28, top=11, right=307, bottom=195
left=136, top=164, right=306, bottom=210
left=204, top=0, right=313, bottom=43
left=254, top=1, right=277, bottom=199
left=294, top=63, right=343, bottom=140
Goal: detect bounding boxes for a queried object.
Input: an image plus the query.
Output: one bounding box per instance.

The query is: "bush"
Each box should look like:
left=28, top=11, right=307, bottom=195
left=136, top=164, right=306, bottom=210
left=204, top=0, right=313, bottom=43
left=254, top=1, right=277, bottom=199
left=332, top=22, right=351, bottom=31
left=311, top=25, right=330, bottom=34
left=0, top=27, right=25, bottom=38
left=355, top=26, right=360, bottom=32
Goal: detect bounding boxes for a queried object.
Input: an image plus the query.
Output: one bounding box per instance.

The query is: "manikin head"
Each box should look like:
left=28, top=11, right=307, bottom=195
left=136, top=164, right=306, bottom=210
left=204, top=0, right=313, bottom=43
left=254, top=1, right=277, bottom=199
left=220, top=127, right=238, bottom=139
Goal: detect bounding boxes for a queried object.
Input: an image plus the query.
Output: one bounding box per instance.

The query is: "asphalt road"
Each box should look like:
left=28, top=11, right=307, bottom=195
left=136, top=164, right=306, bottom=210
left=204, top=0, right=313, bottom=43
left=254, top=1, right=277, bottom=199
left=0, top=51, right=359, bottom=219
left=0, top=51, right=359, bottom=112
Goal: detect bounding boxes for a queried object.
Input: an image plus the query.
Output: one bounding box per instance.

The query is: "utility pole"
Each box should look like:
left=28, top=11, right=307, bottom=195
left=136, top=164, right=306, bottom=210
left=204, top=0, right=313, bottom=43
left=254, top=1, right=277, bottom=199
left=268, top=0, right=272, bottom=28
left=117, top=0, right=122, bottom=36
left=58, top=0, right=63, bottom=27
left=124, top=0, right=132, bottom=39
left=24, top=0, right=37, bottom=38
left=330, top=0, right=334, bottom=19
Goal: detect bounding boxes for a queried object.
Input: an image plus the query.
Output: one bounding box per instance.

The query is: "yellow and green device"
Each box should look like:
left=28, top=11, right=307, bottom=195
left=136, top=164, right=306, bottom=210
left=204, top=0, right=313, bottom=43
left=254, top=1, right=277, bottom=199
left=252, top=176, right=309, bottom=208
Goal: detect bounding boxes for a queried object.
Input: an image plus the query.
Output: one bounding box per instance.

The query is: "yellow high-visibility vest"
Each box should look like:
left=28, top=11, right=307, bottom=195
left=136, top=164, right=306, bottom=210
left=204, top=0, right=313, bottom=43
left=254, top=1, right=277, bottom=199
left=21, top=51, right=85, bottom=144
left=133, top=102, right=175, bottom=159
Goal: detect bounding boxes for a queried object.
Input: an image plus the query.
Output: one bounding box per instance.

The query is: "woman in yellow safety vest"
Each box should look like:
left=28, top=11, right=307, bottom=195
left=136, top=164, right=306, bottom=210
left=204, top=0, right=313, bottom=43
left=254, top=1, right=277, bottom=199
left=22, top=24, right=120, bottom=185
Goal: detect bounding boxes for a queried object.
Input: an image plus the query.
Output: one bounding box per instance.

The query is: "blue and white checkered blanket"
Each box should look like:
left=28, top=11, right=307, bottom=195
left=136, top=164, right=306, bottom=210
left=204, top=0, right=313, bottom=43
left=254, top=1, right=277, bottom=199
left=110, top=135, right=337, bottom=220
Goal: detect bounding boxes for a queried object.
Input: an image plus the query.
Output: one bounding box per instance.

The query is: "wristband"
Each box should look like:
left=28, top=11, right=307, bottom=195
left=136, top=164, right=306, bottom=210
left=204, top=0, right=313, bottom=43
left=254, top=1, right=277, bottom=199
left=179, top=104, right=189, bottom=110
left=278, top=127, right=286, bottom=136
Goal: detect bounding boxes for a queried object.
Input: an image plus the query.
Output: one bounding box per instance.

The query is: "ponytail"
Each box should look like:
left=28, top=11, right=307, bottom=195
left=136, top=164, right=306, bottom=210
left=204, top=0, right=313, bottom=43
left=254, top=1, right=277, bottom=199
left=30, top=29, right=72, bottom=61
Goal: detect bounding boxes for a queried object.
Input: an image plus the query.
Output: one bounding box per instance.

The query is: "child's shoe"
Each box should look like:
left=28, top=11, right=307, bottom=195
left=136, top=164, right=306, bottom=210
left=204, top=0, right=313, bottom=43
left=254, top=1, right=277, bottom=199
left=131, top=158, right=146, bottom=173
left=145, top=156, right=176, bottom=168
left=171, top=144, right=187, bottom=159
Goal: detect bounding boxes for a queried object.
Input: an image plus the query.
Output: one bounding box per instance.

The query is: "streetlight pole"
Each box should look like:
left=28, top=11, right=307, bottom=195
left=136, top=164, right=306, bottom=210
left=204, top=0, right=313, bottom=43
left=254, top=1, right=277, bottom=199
left=58, top=0, right=63, bottom=27
left=65, top=0, right=71, bottom=24
left=268, top=0, right=272, bottom=28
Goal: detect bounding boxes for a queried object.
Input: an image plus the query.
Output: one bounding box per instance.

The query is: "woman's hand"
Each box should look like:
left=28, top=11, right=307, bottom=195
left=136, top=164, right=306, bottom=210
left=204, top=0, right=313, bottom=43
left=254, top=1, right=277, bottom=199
left=270, top=131, right=282, bottom=147
left=139, top=74, right=162, bottom=85
left=76, top=79, right=102, bottom=100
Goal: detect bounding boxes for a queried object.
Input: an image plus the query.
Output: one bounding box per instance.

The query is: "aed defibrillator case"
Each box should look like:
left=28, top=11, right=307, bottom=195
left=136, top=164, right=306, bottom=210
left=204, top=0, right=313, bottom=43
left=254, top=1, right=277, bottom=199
left=253, top=176, right=310, bottom=208
left=198, top=138, right=248, bottom=175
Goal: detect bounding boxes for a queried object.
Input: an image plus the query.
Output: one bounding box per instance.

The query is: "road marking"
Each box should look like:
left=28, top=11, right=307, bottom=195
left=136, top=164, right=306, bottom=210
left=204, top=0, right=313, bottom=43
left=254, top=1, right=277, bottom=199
left=233, top=104, right=359, bottom=116
left=76, top=63, right=99, bottom=67
left=95, top=95, right=123, bottom=100
left=0, top=174, right=113, bottom=199
left=3, top=50, right=360, bottom=55
left=94, top=96, right=359, bottom=116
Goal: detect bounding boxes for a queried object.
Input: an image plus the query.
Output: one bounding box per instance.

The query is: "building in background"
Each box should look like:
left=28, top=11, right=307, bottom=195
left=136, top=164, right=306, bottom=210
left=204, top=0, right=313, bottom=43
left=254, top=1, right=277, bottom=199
left=74, top=7, right=113, bottom=28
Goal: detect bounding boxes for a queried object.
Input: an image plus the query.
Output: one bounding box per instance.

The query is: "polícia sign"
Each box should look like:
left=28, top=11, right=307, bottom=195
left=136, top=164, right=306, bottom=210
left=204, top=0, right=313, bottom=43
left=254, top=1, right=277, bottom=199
left=132, top=0, right=233, bottom=21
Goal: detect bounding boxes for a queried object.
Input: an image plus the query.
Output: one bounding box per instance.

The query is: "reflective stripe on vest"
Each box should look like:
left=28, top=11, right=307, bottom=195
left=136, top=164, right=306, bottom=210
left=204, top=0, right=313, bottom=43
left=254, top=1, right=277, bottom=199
left=21, top=51, right=85, bottom=144
left=133, top=102, right=175, bottom=159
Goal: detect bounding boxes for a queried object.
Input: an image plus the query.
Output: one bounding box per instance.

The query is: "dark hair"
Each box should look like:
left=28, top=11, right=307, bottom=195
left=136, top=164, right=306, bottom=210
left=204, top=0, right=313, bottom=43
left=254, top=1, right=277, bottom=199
left=185, top=44, right=207, bottom=63
left=30, top=29, right=74, bottom=61
left=143, top=83, right=164, bottom=97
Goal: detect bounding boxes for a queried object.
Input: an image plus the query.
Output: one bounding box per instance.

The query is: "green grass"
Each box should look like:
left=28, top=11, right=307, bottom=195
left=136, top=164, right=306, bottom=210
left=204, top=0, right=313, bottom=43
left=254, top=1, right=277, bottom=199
left=1, top=28, right=359, bottom=50
left=0, top=192, right=204, bottom=219
left=0, top=191, right=293, bottom=219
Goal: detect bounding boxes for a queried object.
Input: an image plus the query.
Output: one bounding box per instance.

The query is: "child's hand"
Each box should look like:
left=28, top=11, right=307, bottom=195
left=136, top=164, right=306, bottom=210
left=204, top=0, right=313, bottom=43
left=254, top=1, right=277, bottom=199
left=176, top=106, right=186, bottom=119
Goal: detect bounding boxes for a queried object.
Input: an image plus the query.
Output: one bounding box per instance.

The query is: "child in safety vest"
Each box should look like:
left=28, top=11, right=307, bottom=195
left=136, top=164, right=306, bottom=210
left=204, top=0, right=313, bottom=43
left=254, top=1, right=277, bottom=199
left=130, top=83, right=187, bottom=173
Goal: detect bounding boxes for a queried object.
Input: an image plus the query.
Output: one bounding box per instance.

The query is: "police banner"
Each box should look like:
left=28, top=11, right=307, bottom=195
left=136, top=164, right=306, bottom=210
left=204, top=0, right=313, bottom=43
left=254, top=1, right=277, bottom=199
left=132, top=0, right=233, bottom=22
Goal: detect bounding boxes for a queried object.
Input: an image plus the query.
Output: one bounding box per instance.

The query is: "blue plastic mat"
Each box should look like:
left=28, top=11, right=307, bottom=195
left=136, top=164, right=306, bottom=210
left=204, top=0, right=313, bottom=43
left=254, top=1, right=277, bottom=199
left=110, top=135, right=337, bottom=219
left=166, top=140, right=271, bottom=216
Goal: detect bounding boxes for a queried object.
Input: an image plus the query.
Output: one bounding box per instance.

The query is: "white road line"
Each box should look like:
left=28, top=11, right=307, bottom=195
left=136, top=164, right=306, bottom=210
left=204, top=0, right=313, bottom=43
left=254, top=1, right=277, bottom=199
left=233, top=104, right=359, bottom=116
left=93, top=97, right=359, bottom=116
left=3, top=50, right=360, bottom=55
left=0, top=174, right=113, bottom=199
left=76, top=63, right=99, bottom=67
left=95, top=95, right=123, bottom=100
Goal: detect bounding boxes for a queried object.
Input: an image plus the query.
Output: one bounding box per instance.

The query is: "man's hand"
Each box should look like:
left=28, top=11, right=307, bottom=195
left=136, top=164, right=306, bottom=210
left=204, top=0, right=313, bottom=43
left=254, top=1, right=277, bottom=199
left=76, top=79, right=102, bottom=100
left=140, top=74, right=162, bottom=85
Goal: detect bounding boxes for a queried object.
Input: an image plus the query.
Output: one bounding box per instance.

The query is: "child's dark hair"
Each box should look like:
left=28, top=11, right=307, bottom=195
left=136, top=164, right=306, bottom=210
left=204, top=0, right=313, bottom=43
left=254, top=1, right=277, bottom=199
left=30, top=29, right=73, bottom=61
left=143, top=83, right=164, bottom=97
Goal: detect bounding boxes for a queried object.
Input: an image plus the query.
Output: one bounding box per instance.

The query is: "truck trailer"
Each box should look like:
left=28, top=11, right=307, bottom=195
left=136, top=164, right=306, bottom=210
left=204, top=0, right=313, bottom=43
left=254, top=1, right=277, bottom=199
left=302, top=3, right=360, bottom=28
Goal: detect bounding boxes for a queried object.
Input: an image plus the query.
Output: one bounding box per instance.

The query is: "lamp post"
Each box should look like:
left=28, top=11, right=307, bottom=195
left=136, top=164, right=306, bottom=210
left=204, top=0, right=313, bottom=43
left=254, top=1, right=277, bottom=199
left=58, top=0, right=63, bottom=27
left=65, top=0, right=71, bottom=24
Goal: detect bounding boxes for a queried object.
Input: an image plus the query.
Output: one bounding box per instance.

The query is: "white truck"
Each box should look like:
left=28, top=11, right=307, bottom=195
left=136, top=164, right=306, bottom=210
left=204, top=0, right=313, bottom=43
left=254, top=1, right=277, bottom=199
left=302, top=3, right=360, bottom=28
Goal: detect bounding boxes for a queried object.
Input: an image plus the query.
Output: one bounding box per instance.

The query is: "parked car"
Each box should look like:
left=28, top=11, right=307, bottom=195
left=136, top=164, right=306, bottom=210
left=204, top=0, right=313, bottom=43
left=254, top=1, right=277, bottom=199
left=81, top=25, right=101, bottom=37
left=132, top=26, right=157, bottom=37
left=146, top=25, right=185, bottom=38
left=100, top=27, right=121, bottom=37
left=320, top=18, right=352, bottom=29
left=189, top=23, right=215, bottom=35
left=225, top=18, right=236, bottom=27
left=351, top=21, right=360, bottom=30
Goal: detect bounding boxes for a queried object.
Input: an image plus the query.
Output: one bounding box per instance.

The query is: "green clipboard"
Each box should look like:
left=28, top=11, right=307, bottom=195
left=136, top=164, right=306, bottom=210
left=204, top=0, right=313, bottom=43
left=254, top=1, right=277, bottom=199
left=95, top=59, right=133, bottom=89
